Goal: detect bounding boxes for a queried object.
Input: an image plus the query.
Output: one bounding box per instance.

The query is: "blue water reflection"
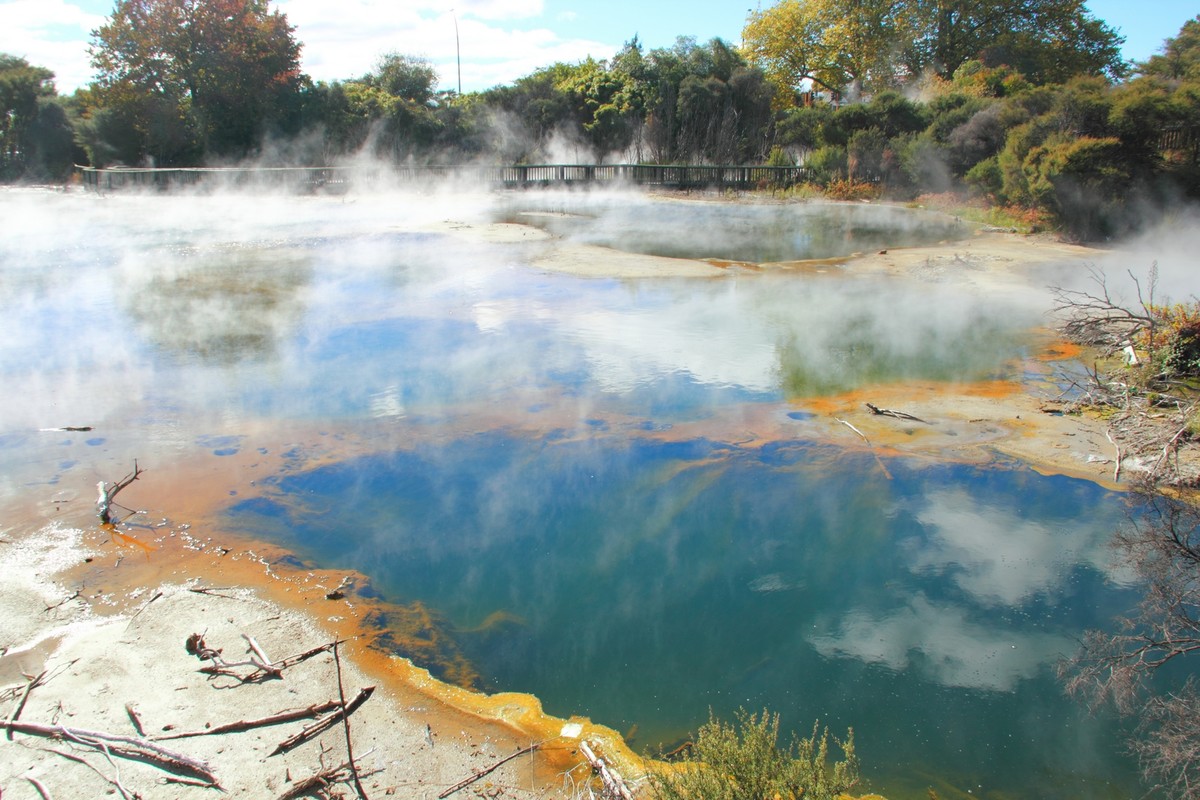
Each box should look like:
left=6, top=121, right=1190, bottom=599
left=0, top=190, right=1139, bottom=798
left=228, top=433, right=1139, bottom=798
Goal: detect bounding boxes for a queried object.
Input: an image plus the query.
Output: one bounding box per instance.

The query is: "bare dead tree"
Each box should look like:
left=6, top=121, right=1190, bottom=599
left=1050, top=264, right=1158, bottom=356
left=1060, top=483, right=1200, bottom=798
left=1049, top=265, right=1200, bottom=486
left=1052, top=263, right=1200, bottom=794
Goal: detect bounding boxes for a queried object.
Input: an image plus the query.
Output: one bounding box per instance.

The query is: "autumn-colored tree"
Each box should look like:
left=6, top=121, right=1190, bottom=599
left=744, top=0, right=1125, bottom=105
left=743, top=0, right=910, bottom=102
left=89, top=0, right=305, bottom=163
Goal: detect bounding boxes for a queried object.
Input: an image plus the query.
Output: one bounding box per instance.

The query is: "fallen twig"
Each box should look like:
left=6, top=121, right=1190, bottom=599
left=9, top=720, right=218, bottom=785
left=188, top=586, right=239, bottom=598
left=1105, top=428, right=1123, bottom=483
left=193, top=635, right=339, bottom=684
left=834, top=418, right=893, bottom=480
left=97, top=460, right=144, bottom=525
left=130, top=590, right=163, bottom=622
left=269, top=686, right=375, bottom=756
left=865, top=402, right=930, bottom=424
left=6, top=670, right=47, bottom=739
left=438, top=742, right=541, bottom=798
left=155, top=700, right=341, bottom=740
left=46, top=746, right=134, bottom=800
left=332, top=641, right=370, bottom=799
left=124, top=703, right=146, bottom=737
left=276, top=749, right=377, bottom=800
left=26, top=775, right=53, bottom=800
left=44, top=590, right=81, bottom=613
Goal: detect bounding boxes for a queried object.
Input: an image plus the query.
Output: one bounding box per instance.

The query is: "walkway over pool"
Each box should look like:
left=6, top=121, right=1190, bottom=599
left=76, top=163, right=810, bottom=192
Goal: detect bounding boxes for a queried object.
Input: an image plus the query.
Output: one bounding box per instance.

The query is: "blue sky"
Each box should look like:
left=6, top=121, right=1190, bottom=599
left=0, top=0, right=1194, bottom=95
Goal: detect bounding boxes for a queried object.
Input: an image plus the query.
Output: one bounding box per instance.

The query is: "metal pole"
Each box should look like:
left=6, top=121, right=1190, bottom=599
left=452, top=9, right=462, bottom=95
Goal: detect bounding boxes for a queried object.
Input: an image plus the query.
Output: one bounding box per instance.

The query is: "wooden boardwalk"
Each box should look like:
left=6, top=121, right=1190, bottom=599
left=76, top=163, right=809, bottom=192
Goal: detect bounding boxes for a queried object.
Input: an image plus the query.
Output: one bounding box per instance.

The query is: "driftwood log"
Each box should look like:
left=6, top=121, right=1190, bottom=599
left=580, top=740, right=634, bottom=800
left=6, top=720, right=217, bottom=785
left=269, top=686, right=375, bottom=756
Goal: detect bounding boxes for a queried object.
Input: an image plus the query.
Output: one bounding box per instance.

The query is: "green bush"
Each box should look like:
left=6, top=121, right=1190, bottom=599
left=805, top=145, right=848, bottom=183
left=649, top=709, right=859, bottom=800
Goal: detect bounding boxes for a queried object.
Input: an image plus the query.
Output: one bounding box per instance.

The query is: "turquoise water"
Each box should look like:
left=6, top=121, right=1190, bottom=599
left=0, top=189, right=1142, bottom=799
left=228, top=433, right=1139, bottom=798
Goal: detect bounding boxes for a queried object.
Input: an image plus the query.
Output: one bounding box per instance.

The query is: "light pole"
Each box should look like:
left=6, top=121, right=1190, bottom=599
left=451, top=9, right=462, bottom=95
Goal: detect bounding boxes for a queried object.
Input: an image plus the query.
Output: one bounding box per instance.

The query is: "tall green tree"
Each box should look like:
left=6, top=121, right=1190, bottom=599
left=89, top=0, right=305, bottom=163
left=0, top=54, right=56, bottom=177
left=905, top=0, right=1126, bottom=83
left=1138, top=15, right=1200, bottom=81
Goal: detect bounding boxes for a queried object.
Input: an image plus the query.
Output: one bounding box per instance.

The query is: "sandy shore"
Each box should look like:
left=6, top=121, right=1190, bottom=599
left=0, top=202, right=1137, bottom=799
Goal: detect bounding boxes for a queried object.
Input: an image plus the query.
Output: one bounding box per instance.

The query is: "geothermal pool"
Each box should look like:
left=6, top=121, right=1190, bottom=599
left=0, top=188, right=1141, bottom=798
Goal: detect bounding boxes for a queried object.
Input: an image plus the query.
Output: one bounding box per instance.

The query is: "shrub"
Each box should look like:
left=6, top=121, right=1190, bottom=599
left=649, top=709, right=859, bottom=800
left=805, top=145, right=848, bottom=183
left=824, top=177, right=881, bottom=201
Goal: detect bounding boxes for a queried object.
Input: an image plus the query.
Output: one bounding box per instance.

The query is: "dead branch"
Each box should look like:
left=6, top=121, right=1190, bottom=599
left=155, top=699, right=341, bottom=741
left=438, top=742, right=541, bottom=798
left=276, top=749, right=377, bottom=800
left=1050, top=266, right=1155, bottom=352
left=834, top=418, right=893, bottom=480
left=188, top=586, right=239, bottom=598
left=191, top=634, right=339, bottom=684
left=834, top=417, right=869, bottom=446
left=269, top=686, right=375, bottom=756
left=26, top=776, right=53, bottom=800
left=6, top=670, right=47, bottom=740
left=44, top=590, right=81, bottom=613
left=332, top=642, right=369, bottom=799
left=1105, top=429, right=1123, bottom=483
left=243, top=634, right=275, bottom=671
left=124, top=703, right=145, bottom=737
left=45, top=746, right=134, bottom=800
left=579, top=740, right=634, bottom=800
left=130, top=590, right=163, bottom=622
left=9, top=720, right=217, bottom=785
left=865, top=403, right=930, bottom=424
left=96, top=461, right=144, bottom=525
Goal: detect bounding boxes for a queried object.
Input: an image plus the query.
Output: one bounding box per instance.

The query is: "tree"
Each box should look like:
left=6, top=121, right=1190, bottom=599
left=1138, top=15, right=1200, bottom=81
left=0, top=54, right=57, bottom=178
left=743, top=0, right=1126, bottom=107
left=742, top=0, right=909, bottom=101
left=1052, top=267, right=1200, bottom=797
left=904, top=0, right=1126, bottom=84
left=89, top=0, right=305, bottom=162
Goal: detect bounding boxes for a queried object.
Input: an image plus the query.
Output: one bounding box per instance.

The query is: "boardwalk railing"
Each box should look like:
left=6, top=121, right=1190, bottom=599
left=75, top=163, right=809, bottom=192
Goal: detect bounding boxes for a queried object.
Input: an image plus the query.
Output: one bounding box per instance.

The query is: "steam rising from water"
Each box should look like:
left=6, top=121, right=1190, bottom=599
left=0, top=183, right=1167, bottom=799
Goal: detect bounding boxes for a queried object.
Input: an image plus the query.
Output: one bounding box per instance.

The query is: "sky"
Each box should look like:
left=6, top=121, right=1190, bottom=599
left=0, top=0, right=1195, bottom=96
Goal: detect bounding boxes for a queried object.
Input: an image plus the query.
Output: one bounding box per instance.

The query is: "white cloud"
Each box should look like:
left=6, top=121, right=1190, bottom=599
left=278, top=0, right=609, bottom=91
left=907, top=487, right=1133, bottom=607
left=809, top=595, right=1068, bottom=691
left=0, top=1, right=104, bottom=91
left=0, top=0, right=612, bottom=95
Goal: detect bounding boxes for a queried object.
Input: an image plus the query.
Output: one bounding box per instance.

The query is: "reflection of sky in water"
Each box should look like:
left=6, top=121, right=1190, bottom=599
left=231, top=437, right=1139, bottom=798
left=0, top=190, right=1139, bottom=799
